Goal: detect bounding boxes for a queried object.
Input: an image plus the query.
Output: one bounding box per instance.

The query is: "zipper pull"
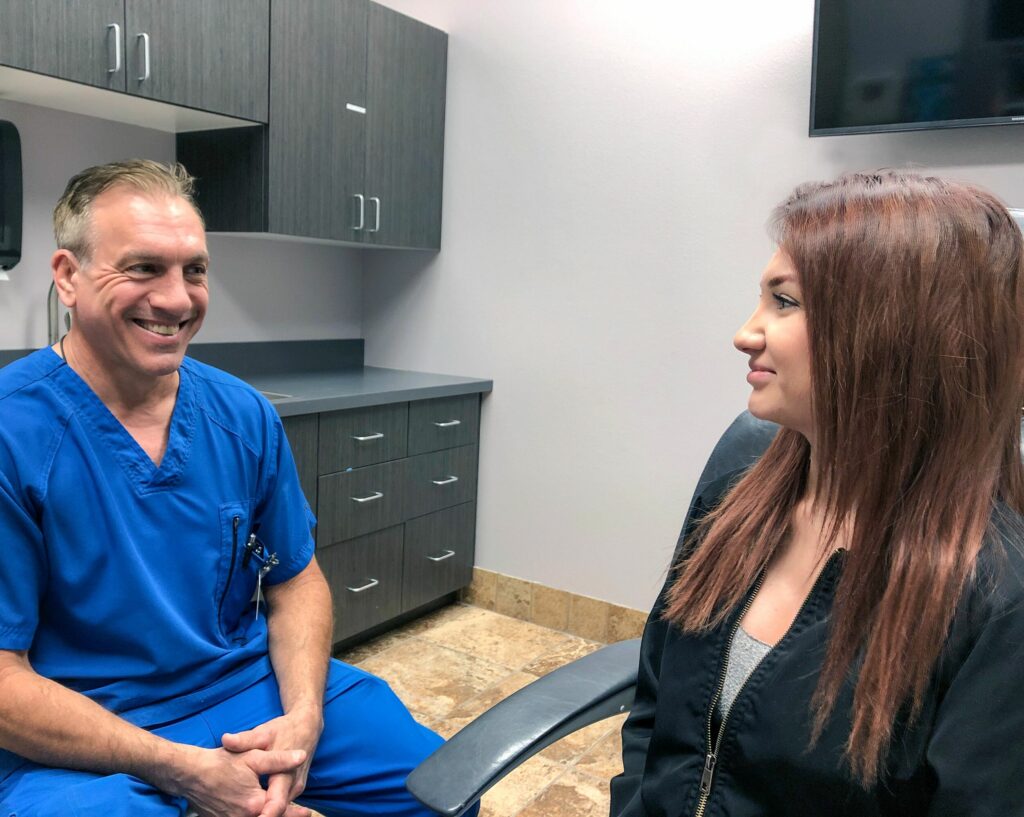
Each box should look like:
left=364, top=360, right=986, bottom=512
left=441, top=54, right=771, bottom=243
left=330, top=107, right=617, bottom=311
left=700, top=752, right=717, bottom=796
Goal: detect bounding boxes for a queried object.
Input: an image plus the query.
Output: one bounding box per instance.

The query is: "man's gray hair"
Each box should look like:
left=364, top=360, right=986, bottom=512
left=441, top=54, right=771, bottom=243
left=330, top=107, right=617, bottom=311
left=53, top=159, right=203, bottom=261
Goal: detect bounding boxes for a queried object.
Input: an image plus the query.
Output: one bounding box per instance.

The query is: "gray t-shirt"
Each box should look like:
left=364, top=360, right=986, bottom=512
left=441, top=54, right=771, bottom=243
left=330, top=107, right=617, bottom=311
left=718, top=626, right=772, bottom=716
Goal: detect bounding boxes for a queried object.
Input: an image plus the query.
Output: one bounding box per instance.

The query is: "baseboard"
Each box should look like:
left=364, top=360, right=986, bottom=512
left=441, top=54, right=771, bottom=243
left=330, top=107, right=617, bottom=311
left=460, top=568, right=648, bottom=643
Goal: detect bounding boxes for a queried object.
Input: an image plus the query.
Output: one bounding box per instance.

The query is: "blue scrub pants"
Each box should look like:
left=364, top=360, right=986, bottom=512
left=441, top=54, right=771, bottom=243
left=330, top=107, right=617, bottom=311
left=0, top=660, right=470, bottom=817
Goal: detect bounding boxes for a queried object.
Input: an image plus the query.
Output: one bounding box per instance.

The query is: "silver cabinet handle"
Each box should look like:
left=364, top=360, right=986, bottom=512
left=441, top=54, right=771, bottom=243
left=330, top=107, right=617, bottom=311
left=433, top=419, right=461, bottom=428
left=427, top=549, right=456, bottom=562
left=136, top=32, right=150, bottom=82
left=353, top=193, right=365, bottom=230
left=107, top=23, right=121, bottom=74
left=369, top=197, right=381, bottom=233
left=351, top=491, right=384, bottom=503
left=432, top=475, right=459, bottom=486
left=346, top=578, right=379, bottom=593
left=351, top=432, right=384, bottom=442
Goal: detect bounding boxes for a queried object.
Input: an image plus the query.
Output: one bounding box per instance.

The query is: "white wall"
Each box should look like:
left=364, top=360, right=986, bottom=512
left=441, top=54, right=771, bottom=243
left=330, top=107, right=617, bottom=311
left=0, top=98, right=363, bottom=348
left=363, top=0, right=1024, bottom=610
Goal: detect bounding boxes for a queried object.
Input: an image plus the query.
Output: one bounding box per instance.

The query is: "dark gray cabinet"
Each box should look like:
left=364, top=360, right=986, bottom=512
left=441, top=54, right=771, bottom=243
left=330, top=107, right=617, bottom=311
left=266, top=0, right=367, bottom=242
left=0, top=0, right=269, bottom=122
left=320, top=526, right=404, bottom=642
left=281, top=413, right=318, bottom=511
left=281, top=393, right=481, bottom=645
left=124, top=0, right=269, bottom=122
left=363, top=3, right=447, bottom=248
left=176, top=0, right=447, bottom=250
left=0, top=1, right=125, bottom=90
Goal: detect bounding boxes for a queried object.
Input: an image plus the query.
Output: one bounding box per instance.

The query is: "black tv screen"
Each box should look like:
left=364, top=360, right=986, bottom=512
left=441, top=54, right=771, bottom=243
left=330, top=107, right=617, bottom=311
left=811, top=0, right=1024, bottom=135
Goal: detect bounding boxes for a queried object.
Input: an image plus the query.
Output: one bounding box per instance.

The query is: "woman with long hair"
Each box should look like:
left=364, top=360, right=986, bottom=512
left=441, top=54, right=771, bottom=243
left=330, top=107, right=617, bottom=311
left=611, top=171, right=1024, bottom=816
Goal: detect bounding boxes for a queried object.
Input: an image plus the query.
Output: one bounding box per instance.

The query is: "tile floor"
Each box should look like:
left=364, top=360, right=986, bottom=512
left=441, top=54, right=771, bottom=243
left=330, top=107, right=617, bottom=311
left=335, top=602, right=626, bottom=817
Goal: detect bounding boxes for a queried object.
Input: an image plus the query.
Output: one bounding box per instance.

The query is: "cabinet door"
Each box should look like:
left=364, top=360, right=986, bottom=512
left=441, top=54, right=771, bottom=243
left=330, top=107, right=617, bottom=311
left=281, top=413, right=318, bottom=513
left=364, top=4, right=447, bottom=249
left=125, top=0, right=269, bottom=121
left=0, top=1, right=125, bottom=90
left=403, top=502, right=475, bottom=611
left=319, top=402, right=408, bottom=473
left=404, top=445, right=478, bottom=520
left=320, top=526, right=404, bottom=643
left=268, top=0, right=367, bottom=241
left=317, top=459, right=407, bottom=545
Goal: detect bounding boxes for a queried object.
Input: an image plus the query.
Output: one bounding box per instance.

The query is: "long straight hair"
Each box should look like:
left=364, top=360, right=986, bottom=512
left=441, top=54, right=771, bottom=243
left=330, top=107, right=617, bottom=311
left=664, top=171, right=1024, bottom=784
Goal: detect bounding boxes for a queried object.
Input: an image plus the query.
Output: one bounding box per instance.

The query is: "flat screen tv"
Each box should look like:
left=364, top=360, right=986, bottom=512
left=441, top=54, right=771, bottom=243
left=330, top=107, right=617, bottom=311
left=811, top=0, right=1024, bottom=135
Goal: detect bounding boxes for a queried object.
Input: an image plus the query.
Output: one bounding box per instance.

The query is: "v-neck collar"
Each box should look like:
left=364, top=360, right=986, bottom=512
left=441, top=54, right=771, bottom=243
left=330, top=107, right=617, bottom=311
left=49, top=348, right=198, bottom=494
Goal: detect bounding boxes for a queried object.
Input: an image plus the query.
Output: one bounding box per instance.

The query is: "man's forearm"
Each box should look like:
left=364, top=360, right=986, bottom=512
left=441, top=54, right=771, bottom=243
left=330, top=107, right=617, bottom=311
left=0, top=651, right=194, bottom=790
left=264, top=558, right=333, bottom=719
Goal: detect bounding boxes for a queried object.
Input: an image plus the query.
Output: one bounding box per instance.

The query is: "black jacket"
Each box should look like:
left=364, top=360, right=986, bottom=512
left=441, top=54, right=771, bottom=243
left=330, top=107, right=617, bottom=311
left=610, top=470, right=1024, bottom=817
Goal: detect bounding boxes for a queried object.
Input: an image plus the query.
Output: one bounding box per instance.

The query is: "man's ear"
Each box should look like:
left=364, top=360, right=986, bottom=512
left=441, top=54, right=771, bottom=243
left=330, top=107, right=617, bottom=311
left=51, top=249, right=79, bottom=308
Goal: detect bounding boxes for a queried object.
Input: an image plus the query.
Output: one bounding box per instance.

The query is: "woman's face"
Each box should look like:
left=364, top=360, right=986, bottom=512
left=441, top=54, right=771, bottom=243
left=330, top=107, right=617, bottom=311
left=733, top=250, right=813, bottom=439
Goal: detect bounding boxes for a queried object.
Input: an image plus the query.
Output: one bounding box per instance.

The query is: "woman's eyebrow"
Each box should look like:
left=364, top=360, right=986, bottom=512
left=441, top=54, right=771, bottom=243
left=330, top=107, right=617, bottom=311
left=762, top=274, right=795, bottom=289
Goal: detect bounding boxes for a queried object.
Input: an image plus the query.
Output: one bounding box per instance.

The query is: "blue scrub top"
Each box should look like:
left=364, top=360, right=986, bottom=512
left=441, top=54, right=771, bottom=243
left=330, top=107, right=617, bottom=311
left=0, top=349, right=316, bottom=729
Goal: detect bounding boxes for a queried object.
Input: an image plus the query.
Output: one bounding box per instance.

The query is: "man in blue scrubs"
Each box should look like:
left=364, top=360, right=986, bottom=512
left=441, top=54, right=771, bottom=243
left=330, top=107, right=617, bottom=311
left=0, top=161, right=451, bottom=817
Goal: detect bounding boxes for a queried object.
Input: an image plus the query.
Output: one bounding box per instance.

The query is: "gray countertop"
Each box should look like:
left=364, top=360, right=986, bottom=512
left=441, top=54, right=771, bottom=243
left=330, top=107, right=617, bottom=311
left=247, top=366, right=492, bottom=417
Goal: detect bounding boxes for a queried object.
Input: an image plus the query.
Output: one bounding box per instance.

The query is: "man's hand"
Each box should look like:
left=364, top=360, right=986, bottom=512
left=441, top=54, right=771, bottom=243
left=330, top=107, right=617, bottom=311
left=220, top=705, right=324, bottom=817
left=160, top=744, right=311, bottom=817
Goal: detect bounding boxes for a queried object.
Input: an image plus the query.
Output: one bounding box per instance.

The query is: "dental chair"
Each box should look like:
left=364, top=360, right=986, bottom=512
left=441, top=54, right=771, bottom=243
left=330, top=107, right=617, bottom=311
left=406, top=411, right=780, bottom=817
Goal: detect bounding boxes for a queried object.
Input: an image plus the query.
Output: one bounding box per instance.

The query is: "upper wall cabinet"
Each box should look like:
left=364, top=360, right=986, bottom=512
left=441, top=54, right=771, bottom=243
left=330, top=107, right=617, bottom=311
left=0, top=1, right=269, bottom=123
left=177, top=0, right=448, bottom=250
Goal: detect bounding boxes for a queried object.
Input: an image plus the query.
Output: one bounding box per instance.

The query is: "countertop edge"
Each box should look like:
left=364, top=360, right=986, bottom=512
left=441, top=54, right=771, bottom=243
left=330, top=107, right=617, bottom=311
left=271, top=378, right=493, bottom=417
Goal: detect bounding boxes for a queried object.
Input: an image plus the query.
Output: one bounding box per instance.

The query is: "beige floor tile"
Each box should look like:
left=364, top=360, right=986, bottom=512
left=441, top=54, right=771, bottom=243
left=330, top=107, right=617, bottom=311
left=399, top=602, right=487, bottom=636
left=417, top=607, right=573, bottom=670
left=448, top=671, right=539, bottom=720
left=358, top=638, right=510, bottom=719
left=539, top=718, right=617, bottom=764
left=514, top=769, right=610, bottom=817
left=571, top=724, right=624, bottom=781
left=521, top=637, right=603, bottom=677
left=334, top=630, right=408, bottom=666
left=477, top=754, right=564, bottom=817
left=430, top=712, right=475, bottom=739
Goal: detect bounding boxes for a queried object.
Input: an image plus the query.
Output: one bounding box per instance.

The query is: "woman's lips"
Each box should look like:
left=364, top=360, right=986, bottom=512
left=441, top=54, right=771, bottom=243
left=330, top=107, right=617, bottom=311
left=747, top=366, right=776, bottom=385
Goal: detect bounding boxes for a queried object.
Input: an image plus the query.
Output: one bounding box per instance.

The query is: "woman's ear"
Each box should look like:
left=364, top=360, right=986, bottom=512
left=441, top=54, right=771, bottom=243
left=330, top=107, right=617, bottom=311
left=51, top=249, right=79, bottom=308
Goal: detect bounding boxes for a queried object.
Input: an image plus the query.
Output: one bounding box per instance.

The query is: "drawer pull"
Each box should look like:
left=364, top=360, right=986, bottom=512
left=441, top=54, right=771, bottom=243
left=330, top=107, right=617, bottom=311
left=432, top=475, right=459, bottom=486
left=351, top=491, right=384, bottom=503
left=427, top=549, right=456, bottom=562
left=433, top=419, right=462, bottom=428
left=351, top=432, right=384, bottom=442
left=346, top=578, right=380, bottom=593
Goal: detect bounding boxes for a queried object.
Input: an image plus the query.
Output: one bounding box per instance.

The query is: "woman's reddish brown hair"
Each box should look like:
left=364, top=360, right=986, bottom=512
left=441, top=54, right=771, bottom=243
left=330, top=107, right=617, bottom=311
left=664, top=171, right=1024, bottom=784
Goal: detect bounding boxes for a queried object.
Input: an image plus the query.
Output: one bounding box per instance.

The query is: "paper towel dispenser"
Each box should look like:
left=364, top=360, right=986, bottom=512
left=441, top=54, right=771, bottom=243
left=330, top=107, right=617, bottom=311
left=0, top=120, right=23, bottom=271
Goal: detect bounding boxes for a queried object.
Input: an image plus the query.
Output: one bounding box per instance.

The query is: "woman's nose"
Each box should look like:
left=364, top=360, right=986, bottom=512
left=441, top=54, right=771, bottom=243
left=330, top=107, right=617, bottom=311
left=733, top=310, right=765, bottom=354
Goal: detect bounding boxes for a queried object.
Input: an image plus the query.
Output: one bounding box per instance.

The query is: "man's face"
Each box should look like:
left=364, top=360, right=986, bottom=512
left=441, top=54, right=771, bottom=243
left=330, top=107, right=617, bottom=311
left=55, top=187, right=209, bottom=383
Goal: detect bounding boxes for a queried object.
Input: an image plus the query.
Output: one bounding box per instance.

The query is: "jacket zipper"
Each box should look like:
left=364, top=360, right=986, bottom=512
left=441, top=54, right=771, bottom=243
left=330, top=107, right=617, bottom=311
left=216, top=515, right=242, bottom=631
left=692, top=550, right=841, bottom=817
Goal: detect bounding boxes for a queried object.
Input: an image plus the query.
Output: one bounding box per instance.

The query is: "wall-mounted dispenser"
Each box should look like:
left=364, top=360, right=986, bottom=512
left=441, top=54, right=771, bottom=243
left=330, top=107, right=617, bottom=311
left=0, top=119, right=24, bottom=274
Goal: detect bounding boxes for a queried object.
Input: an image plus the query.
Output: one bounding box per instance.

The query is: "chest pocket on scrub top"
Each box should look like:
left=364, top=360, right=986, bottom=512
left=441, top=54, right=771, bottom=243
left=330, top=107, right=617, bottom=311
left=217, top=500, right=259, bottom=641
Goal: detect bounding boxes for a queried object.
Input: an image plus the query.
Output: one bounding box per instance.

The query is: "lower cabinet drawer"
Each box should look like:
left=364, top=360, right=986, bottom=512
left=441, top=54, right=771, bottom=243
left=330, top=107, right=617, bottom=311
left=319, top=526, right=404, bottom=643
left=402, top=502, right=476, bottom=611
left=404, top=445, right=478, bottom=519
left=317, top=459, right=407, bottom=545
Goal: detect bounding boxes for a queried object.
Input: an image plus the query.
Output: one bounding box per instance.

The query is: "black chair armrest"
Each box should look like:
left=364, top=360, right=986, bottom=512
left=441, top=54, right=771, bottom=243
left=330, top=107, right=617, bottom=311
left=405, top=638, right=642, bottom=817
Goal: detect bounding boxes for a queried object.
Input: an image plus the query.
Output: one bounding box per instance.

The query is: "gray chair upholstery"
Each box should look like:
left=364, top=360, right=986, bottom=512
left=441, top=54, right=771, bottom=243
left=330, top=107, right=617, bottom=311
left=405, top=411, right=780, bottom=817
